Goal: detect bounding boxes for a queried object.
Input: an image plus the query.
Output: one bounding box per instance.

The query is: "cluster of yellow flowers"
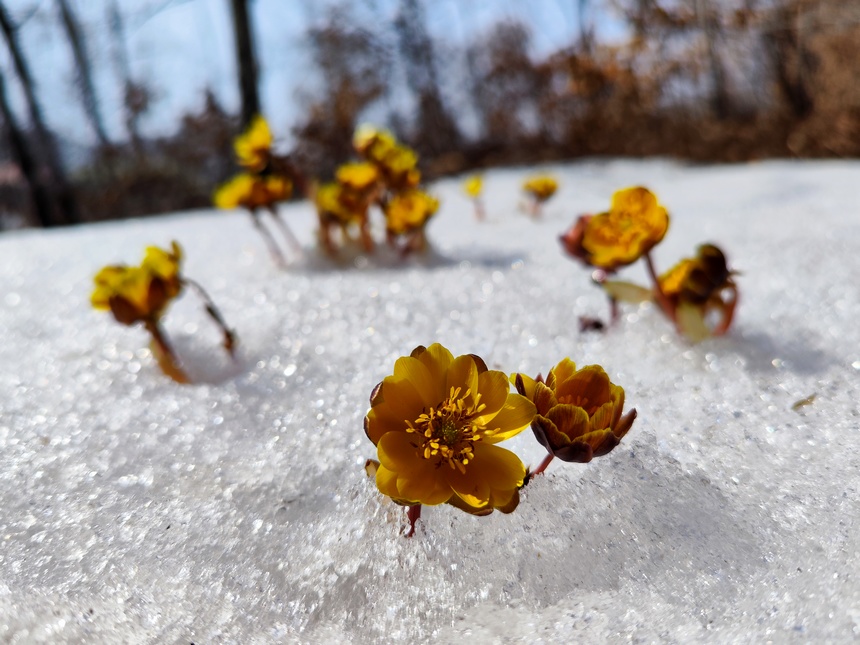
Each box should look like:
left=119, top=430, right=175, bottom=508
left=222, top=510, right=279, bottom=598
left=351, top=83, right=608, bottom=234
left=365, top=343, right=635, bottom=536
left=522, top=175, right=559, bottom=217
left=214, top=116, right=301, bottom=267
left=560, top=186, right=738, bottom=341
left=316, top=125, right=439, bottom=257
left=91, top=242, right=235, bottom=382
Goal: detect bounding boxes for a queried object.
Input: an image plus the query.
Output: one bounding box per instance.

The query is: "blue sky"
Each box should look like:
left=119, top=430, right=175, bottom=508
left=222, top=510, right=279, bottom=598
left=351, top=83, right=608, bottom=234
left=0, top=0, right=624, bottom=147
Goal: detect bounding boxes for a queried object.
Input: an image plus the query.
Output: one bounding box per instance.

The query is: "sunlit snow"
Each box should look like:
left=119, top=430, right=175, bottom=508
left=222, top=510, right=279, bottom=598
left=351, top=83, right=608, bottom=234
left=1, top=159, right=859, bottom=643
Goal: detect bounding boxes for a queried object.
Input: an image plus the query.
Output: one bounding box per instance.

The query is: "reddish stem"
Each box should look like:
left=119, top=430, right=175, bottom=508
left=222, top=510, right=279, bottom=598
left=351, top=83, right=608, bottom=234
left=182, top=278, right=237, bottom=358
left=531, top=453, right=555, bottom=477
left=145, top=320, right=189, bottom=383
left=644, top=251, right=675, bottom=322
left=249, top=209, right=287, bottom=268
left=405, top=504, right=422, bottom=538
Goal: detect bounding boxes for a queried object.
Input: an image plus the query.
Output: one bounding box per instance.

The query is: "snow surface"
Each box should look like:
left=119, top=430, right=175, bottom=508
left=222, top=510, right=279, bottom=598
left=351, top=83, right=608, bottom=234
left=1, top=159, right=859, bottom=644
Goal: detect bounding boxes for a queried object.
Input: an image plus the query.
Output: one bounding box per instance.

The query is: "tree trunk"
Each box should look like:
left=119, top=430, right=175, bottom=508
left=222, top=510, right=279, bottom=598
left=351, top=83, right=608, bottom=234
left=229, top=0, right=260, bottom=129
left=56, top=0, right=110, bottom=147
left=0, top=69, right=55, bottom=227
left=0, top=1, right=78, bottom=224
left=107, top=0, right=142, bottom=149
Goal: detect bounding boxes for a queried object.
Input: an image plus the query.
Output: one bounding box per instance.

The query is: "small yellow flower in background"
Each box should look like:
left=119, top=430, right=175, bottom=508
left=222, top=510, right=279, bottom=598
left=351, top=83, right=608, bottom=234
left=353, top=124, right=396, bottom=159
left=91, top=241, right=183, bottom=325
left=336, top=161, right=381, bottom=193
left=573, top=186, right=670, bottom=271
left=213, top=173, right=292, bottom=211
left=215, top=115, right=304, bottom=268
left=513, top=358, right=636, bottom=474
left=234, top=115, right=273, bottom=172
left=365, top=343, right=537, bottom=535
left=384, top=189, right=438, bottom=235
left=315, top=177, right=377, bottom=256
left=464, top=174, right=483, bottom=199
left=383, top=189, right=438, bottom=255
left=658, top=243, right=738, bottom=341
left=92, top=242, right=236, bottom=383
left=522, top=175, right=558, bottom=217
left=464, top=174, right=486, bottom=221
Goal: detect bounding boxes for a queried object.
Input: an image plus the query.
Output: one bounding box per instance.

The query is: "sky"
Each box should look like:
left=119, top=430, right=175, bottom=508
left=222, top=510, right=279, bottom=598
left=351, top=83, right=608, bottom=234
left=0, top=0, right=625, bottom=148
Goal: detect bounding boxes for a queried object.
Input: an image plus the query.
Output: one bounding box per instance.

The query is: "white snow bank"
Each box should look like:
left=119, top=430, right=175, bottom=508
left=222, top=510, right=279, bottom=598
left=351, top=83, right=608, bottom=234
left=1, top=159, right=859, bottom=643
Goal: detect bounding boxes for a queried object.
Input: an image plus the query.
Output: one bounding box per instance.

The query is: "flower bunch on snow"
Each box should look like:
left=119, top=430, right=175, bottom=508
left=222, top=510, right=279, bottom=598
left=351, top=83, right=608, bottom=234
left=364, top=343, right=636, bottom=536
left=463, top=174, right=485, bottom=220
left=91, top=242, right=236, bottom=383
left=214, top=115, right=302, bottom=267
left=522, top=175, right=558, bottom=217
left=560, top=186, right=738, bottom=341
left=315, top=125, right=438, bottom=258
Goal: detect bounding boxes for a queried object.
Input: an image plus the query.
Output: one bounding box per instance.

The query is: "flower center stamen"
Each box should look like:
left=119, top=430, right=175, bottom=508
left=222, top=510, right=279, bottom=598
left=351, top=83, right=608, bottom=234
left=405, top=386, right=497, bottom=473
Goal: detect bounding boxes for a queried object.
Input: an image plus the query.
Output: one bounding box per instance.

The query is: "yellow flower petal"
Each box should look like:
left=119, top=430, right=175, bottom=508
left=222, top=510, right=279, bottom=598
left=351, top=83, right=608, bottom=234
left=446, top=466, right=491, bottom=508
left=484, top=393, right=536, bottom=442
left=392, top=356, right=440, bottom=408
left=545, top=404, right=590, bottom=441
left=445, top=354, right=479, bottom=400
left=378, top=374, right=426, bottom=427
left=414, top=343, right=454, bottom=387
left=473, top=369, right=511, bottom=425
left=377, top=431, right=421, bottom=472
left=555, top=365, right=611, bottom=415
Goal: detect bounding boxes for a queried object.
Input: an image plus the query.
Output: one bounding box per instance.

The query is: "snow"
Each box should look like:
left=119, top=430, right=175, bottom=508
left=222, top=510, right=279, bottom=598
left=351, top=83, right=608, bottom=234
left=1, top=158, right=859, bottom=643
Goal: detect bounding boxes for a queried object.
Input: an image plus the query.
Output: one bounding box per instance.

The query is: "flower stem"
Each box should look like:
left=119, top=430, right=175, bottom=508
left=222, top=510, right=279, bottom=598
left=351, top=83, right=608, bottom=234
left=145, top=320, right=189, bottom=383
left=249, top=209, right=287, bottom=268
left=405, top=504, right=422, bottom=538
left=267, top=204, right=303, bottom=258
left=644, top=251, right=675, bottom=322
left=182, top=278, right=237, bottom=358
left=531, top=453, right=555, bottom=477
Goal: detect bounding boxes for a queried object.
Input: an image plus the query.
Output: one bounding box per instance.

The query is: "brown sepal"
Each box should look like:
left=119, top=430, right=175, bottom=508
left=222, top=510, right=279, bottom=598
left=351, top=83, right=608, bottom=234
left=109, top=296, right=141, bottom=326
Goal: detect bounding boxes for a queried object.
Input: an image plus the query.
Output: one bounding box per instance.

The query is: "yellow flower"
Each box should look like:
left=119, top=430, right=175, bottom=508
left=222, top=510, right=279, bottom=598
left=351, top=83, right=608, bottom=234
left=91, top=242, right=184, bottom=325
left=464, top=174, right=483, bottom=198
left=213, top=173, right=291, bottom=210
left=579, top=186, right=669, bottom=270
left=384, top=189, right=438, bottom=235
left=234, top=115, right=273, bottom=172
left=365, top=344, right=537, bottom=513
left=523, top=176, right=558, bottom=202
left=513, top=358, right=636, bottom=463
left=353, top=124, right=397, bottom=158
left=658, top=243, right=738, bottom=340
left=335, top=162, right=381, bottom=193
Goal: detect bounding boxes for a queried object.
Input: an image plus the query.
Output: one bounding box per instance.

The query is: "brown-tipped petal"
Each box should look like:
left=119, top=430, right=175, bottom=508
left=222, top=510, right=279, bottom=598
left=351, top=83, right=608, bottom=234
left=364, top=459, right=380, bottom=478
left=446, top=493, right=495, bottom=516
left=147, top=277, right=168, bottom=314
left=530, top=415, right=564, bottom=454
left=369, top=380, right=384, bottom=406
left=533, top=380, right=558, bottom=416
left=545, top=404, right=590, bottom=442
left=409, top=345, right=427, bottom=359
left=614, top=408, right=637, bottom=440
left=514, top=373, right=527, bottom=396
left=553, top=441, right=594, bottom=463
left=494, top=488, right=520, bottom=514
left=468, top=353, right=489, bottom=374
left=583, top=428, right=621, bottom=457
left=109, top=296, right=141, bottom=326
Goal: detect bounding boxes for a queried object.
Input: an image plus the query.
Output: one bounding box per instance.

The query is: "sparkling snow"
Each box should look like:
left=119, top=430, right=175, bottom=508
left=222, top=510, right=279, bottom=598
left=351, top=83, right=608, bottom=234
left=1, top=159, right=859, bottom=643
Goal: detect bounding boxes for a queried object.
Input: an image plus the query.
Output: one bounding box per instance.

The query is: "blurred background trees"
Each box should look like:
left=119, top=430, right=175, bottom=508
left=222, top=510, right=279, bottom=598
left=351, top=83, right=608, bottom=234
left=1, top=0, right=859, bottom=229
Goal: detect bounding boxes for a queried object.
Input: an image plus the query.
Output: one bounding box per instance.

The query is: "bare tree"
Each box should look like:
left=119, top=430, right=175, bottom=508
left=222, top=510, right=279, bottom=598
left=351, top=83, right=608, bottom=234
left=0, top=69, right=55, bottom=227
left=0, top=1, right=78, bottom=225
left=229, top=0, right=260, bottom=129
left=107, top=0, right=149, bottom=149
left=393, top=0, right=460, bottom=156
left=56, top=0, right=110, bottom=147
